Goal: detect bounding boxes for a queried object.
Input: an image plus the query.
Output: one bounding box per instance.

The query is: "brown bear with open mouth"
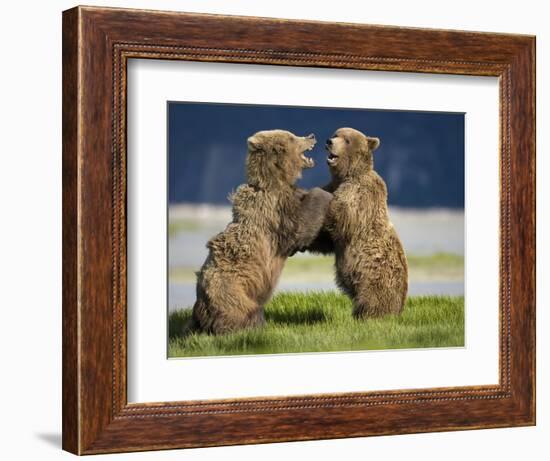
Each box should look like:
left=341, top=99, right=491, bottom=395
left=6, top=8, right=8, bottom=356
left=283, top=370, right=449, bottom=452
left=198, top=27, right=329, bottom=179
left=190, top=130, right=333, bottom=335
left=308, top=127, right=408, bottom=318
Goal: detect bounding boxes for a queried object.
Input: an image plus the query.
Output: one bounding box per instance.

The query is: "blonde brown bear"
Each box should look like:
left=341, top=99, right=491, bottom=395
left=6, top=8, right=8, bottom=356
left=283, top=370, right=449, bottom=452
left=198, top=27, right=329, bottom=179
left=190, top=130, right=332, bottom=334
left=308, top=127, right=408, bottom=318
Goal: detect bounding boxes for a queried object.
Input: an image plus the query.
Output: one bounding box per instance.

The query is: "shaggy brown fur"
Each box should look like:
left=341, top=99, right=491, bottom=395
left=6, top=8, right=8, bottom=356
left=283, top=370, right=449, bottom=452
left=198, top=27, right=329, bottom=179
left=190, top=130, right=332, bottom=334
left=308, top=127, right=408, bottom=318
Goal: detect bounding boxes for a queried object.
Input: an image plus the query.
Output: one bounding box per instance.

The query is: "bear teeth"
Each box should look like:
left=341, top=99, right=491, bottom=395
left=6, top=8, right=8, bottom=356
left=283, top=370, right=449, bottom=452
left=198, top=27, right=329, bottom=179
left=301, top=154, right=314, bottom=167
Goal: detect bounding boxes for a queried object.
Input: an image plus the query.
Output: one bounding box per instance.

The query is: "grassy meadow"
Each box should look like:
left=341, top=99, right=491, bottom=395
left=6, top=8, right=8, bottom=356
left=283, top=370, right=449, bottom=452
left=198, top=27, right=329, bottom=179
left=167, top=207, right=465, bottom=358
left=168, top=292, right=464, bottom=358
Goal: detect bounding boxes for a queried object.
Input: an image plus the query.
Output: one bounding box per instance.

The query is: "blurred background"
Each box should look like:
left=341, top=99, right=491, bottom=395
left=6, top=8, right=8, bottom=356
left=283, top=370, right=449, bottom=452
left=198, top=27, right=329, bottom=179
left=168, top=102, right=465, bottom=312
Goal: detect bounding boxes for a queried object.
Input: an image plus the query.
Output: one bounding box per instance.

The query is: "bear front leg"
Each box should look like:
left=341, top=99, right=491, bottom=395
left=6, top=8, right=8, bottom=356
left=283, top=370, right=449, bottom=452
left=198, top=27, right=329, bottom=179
left=291, top=187, right=333, bottom=254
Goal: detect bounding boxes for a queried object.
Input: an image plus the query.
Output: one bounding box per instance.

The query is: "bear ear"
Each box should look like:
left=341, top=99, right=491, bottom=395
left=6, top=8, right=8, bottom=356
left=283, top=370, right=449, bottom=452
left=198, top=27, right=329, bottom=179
left=247, top=135, right=260, bottom=151
left=367, top=136, right=380, bottom=151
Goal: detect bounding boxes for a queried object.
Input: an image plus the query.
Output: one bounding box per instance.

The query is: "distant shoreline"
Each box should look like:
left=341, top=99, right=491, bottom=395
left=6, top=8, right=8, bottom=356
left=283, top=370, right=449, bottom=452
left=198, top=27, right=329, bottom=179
left=168, top=204, right=465, bottom=257
left=168, top=203, right=465, bottom=221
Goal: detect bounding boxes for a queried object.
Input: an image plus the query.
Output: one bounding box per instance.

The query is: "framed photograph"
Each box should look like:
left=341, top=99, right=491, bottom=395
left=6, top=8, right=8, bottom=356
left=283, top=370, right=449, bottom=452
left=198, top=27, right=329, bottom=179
left=62, top=5, right=535, bottom=455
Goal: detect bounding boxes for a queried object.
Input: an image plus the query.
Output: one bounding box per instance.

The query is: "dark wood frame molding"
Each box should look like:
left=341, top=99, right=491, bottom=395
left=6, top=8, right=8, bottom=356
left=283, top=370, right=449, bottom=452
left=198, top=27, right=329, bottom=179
left=62, top=5, right=536, bottom=455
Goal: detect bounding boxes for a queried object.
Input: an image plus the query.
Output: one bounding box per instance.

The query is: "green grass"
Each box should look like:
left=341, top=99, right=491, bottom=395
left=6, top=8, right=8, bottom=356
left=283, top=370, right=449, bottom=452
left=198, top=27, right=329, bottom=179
left=168, top=292, right=464, bottom=358
left=406, top=252, right=464, bottom=280
left=168, top=219, right=203, bottom=236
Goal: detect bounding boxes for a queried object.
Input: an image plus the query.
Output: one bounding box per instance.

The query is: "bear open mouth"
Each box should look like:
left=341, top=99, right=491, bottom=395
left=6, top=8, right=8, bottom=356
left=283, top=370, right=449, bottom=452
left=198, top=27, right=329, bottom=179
left=300, top=141, right=315, bottom=168
left=301, top=152, right=315, bottom=168
left=327, top=153, right=339, bottom=165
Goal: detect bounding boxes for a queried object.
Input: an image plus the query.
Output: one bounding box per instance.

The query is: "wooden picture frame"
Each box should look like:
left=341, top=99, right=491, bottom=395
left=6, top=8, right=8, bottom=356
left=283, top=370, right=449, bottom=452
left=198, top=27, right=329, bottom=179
left=62, top=5, right=535, bottom=455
